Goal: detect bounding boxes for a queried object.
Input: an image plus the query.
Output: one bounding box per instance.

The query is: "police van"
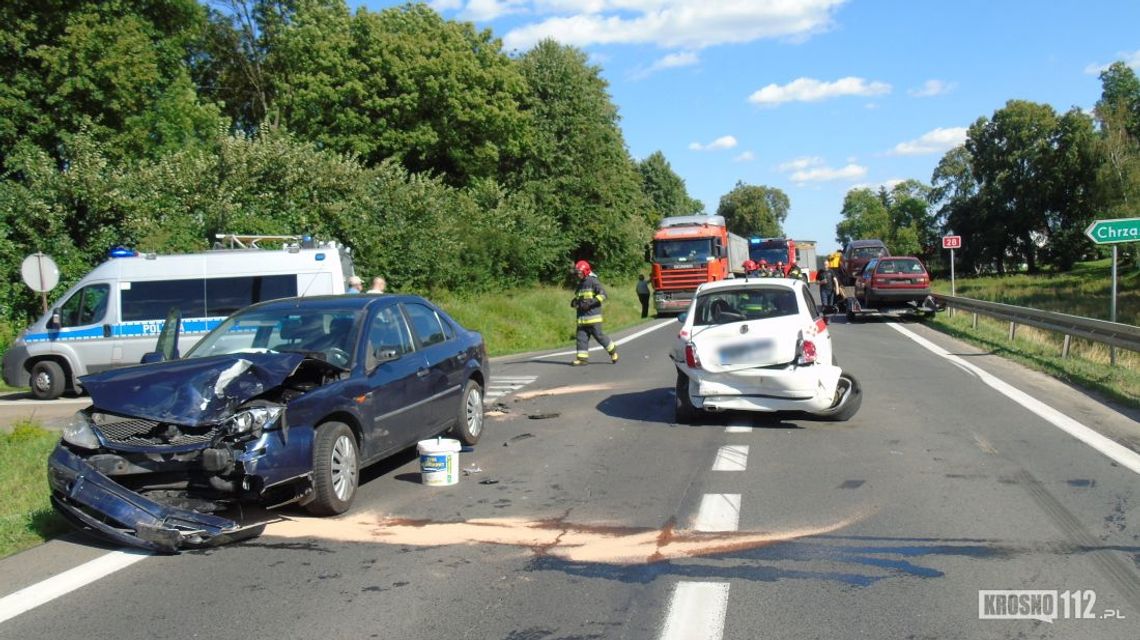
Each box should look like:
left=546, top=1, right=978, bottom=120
left=3, top=235, right=355, bottom=399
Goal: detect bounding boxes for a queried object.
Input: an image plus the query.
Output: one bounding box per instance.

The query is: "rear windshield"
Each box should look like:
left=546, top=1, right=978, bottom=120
left=850, top=246, right=887, bottom=259
left=693, top=288, right=800, bottom=326
left=876, top=259, right=925, bottom=274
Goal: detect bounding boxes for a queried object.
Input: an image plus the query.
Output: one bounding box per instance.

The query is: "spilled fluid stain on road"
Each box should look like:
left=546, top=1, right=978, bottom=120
left=262, top=512, right=864, bottom=565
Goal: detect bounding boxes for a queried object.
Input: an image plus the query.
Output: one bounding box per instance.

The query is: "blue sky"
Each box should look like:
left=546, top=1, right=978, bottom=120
left=360, top=1, right=1140, bottom=254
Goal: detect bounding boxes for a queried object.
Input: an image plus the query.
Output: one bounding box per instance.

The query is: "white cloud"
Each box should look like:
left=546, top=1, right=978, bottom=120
left=653, top=50, right=700, bottom=70
left=777, top=156, right=865, bottom=184
left=888, top=127, right=967, bottom=156
left=852, top=178, right=906, bottom=192
left=789, top=163, right=867, bottom=184
left=748, top=77, right=891, bottom=106
left=501, top=0, right=847, bottom=51
left=689, top=135, right=738, bottom=151
left=908, top=79, right=955, bottom=97
left=429, top=0, right=464, bottom=11
left=1084, top=49, right=1140, bottom=75
left=459, top=0, right=528, bottom=21
left=733, top=151, right=755, bottom=162
left=778, top=156, right=823, bottom=172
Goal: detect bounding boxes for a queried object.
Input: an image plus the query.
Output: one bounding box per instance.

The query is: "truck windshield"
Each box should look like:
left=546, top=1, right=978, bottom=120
left=654, top=239, right=712, bottom=262
left=749, top=246, right=789, bottom=265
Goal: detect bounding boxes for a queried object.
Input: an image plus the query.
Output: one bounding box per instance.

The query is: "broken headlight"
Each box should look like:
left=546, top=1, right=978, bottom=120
left=62, top=411, right=100, bottom=449
left=223, top=405, right=284, bottom=437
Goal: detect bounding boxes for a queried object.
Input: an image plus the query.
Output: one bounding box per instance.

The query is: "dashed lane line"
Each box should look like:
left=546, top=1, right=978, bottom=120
left=483, top=376, right=537, bottom=404
left=659, top=582, right=730, bottom=640
left=692, top=493, right=741, bottom=533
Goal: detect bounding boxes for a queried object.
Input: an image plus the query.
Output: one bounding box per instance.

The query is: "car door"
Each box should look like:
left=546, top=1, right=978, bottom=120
left=401, top=302, right=463, bottom=432
left=360, top=303, right=428, bottom=458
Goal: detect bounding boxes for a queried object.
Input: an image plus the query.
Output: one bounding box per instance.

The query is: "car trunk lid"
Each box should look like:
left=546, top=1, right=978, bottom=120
left=690, top=316, right=803, bottom=372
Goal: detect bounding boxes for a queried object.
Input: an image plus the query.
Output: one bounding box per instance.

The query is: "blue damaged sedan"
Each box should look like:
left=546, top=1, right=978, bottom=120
left=47, top=294, right=488, bottom=552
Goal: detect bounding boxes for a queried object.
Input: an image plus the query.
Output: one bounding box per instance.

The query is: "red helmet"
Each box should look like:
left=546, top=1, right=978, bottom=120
left=758, top=259, right=768, bottom=266
left=743, top=259, right=756, bottom=271
left=574, top=260, right=591, bottom=276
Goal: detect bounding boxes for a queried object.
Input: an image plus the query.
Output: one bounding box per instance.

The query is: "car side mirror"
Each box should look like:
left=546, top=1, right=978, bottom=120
left=140, top=351, right=168, bottom=364
left=48, top=309, right=61, bottom=329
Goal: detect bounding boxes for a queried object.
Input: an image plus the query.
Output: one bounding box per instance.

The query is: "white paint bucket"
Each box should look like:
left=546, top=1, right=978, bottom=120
left=417, top=437, right=461, bottom=486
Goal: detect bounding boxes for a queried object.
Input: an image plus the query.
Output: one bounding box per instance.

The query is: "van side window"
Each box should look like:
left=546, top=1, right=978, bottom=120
left=206, top=275, right=296, bottom=316
left=403, top=303, right=448, bottom=348
left=122, top=280, right=205, bottom=322
left=59, top=284, right=111, bottom=327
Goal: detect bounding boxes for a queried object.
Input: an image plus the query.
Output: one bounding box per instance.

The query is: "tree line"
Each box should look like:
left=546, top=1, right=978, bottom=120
left=836, top=62, right=1140, bottom=275
left=0, top=0, right=712, bottom=339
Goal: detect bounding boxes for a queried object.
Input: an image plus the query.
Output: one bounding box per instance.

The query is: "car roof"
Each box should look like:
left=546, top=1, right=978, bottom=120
left=243, top=293, right=428, bottom=314
left=697, top=278, right=803, bottom=294
left=846, top=239, right=887, bottom=249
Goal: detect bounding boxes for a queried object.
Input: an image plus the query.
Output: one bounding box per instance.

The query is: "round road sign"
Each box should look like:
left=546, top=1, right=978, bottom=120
left=21, top=253, right=60, bottom=293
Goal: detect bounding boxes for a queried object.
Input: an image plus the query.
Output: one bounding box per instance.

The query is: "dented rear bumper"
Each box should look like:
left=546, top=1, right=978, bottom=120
left=48, top=446, right=244, bottom=553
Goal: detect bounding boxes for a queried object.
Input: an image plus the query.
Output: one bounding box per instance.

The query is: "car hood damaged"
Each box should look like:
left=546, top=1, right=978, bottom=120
left=81, top=353, right=326, bottom=425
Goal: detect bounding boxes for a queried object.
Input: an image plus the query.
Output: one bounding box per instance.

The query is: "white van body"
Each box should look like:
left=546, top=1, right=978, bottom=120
left=3, top=240, right=354, bottom=399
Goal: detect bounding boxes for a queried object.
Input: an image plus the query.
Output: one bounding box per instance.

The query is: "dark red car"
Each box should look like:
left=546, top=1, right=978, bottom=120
left=840, top=239, right=889, bottom=285
left=853, top=256, right=931, bottom=306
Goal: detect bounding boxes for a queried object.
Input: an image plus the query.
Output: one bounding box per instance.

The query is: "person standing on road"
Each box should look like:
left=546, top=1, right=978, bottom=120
left=570, top=260, right=618, bottom=366
left=346, top=275, right=363, bottom=293
left=636, top=274, right=651, bottom=318
left=366, top=276, right=387, bottom=293
left=818, top=266, right=836, bottom=310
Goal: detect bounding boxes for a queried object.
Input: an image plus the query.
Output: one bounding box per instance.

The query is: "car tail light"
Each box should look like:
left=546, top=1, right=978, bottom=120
left=685, top=342, right=702, bottom=369
left=795, top=338, right=816, bottom=365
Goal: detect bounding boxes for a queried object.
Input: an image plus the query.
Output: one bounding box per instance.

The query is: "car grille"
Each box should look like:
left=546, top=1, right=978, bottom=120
left=93, top=415, right=218, bottom=447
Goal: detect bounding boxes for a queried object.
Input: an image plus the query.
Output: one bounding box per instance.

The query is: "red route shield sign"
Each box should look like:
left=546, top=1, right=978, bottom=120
left=942, top=235, right=962, bottom=249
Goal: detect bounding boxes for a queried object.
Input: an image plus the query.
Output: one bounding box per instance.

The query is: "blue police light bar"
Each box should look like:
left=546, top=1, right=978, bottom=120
left=109, top=247, right=138, bottom=258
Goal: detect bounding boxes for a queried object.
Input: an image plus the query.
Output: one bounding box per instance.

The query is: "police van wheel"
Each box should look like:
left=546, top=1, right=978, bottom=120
left=31, top=360, right=66, bottom=400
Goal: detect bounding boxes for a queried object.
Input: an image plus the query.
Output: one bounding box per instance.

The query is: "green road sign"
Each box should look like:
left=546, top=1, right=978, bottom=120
left=1085, top=217, right=1140, bottom=245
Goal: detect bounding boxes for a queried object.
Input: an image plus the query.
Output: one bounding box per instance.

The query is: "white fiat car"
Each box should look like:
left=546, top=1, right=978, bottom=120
left=670, top=278, right=862, bottom=423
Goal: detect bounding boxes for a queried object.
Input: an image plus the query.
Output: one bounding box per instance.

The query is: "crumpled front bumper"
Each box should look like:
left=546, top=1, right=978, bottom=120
left=48, top=446, right=247, bottom=553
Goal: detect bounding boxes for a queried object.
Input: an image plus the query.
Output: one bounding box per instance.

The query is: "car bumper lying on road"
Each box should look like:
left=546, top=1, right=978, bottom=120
left=687, top=363, right=843, bottom=414
left=48, top=446, right=247, bottom=553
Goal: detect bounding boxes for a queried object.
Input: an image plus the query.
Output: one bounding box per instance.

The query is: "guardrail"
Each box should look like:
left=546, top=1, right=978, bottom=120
left=933, top=294, right=1140, bottom=360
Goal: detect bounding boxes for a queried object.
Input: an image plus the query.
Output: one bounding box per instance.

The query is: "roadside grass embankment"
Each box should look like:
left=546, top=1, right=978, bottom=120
left=0, top=422, right=69, bottom=559
left=930, top=259, right=1140, bottom=409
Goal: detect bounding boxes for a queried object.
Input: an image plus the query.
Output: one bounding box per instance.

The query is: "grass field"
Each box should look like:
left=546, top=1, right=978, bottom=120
left=930, top=258, right=1139, bottom=408
left=0, top=422, right=69, bottom=559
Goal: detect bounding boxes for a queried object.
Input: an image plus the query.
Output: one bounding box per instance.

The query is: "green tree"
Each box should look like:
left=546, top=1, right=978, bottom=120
left=835, top=188, right=890, bottom=247
left=715, top=181, right=788, bottom=238
left=638, top=151, right=703, bottom=227
left=1094, top=62, right=1140, bottom=267
left=516, top=39, right=651, bottom=276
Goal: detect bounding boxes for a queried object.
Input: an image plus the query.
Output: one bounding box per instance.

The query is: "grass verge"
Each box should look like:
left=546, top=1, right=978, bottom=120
left=0, top=421, right=69, bottom=559
left=928, top=311, right=1139, bottom=411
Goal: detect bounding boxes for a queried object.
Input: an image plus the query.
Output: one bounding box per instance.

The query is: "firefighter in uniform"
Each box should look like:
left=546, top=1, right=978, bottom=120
left=570, top=260, right=618, bottom=366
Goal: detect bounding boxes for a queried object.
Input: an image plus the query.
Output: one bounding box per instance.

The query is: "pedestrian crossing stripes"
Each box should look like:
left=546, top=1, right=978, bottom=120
left=483, top=376, right=537, bottom=404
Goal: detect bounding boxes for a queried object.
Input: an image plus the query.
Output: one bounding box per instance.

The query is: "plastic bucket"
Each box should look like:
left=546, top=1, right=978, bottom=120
left=417, top=437, right=461, bottom=486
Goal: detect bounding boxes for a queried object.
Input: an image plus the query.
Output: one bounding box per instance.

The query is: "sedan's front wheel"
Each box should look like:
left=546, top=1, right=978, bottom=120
left=306, top=422, right=359, bottom=516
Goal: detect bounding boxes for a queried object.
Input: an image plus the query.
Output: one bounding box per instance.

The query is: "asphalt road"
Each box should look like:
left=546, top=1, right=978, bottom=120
left=1, top=316, right=1138, bottom=640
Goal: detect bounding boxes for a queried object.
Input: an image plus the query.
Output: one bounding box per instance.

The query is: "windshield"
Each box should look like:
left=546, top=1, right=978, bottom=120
left=851, top=246, right=887, bottom=259
left=876, top=258, right=925, bottom=274
left=749, top=247, right=790, bottom=265
left=692, top=287, right=800, bottom=326
left=655, top=238, right=712, bottom=262
left=186, top=305, right=363, bottom=367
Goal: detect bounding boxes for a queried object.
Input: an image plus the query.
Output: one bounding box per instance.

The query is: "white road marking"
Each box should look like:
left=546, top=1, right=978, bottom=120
left=659, top=582, right=730, bottom=640
left=724, top=425, right=753, bottom=433
left=888, top=323, right=1140, bottom=475
left=483, top=376, right=537, bottom=403
left=711, top=445, right=749, bottom=471
left=532, top=319, right=676, bottom=359
left=0, top=550, right=148, bottom=625
left=692, top=494, right=741, bottom=532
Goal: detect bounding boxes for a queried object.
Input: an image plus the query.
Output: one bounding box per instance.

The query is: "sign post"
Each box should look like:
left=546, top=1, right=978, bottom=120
left=942, top=235, right=962, bottom=298
left=1084, top=217, right=1140, bottom=366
